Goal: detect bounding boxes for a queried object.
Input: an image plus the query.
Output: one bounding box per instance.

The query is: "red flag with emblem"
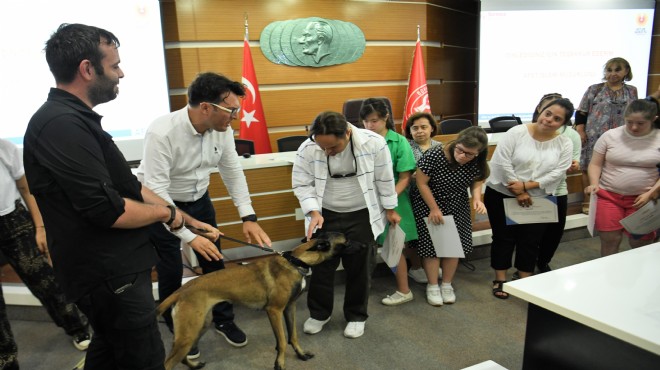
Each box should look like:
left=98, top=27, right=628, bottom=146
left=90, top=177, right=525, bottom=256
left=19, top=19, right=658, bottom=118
left=239, top=33, right=272, bottom=154
left=402, top=38, right=431, bottom=132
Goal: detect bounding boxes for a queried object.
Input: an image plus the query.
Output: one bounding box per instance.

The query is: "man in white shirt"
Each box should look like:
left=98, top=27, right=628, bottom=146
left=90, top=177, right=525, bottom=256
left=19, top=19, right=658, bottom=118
left=137, top=72, right=271, bottom=350
left=292, top=111, right=400, bottom=339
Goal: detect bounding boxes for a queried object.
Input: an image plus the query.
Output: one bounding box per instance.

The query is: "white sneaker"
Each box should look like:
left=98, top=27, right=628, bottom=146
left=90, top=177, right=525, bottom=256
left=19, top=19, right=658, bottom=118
left=407, top=268, right=427, bottom=283
left=441, top=285, right=456, bottom=304
left=381, top=290, right=413, bottom=306
left=303, top=317, right=330, bottom=334
left=343, top=321, right=365, bottom=338
left=426, top=285, right=444, bottom=306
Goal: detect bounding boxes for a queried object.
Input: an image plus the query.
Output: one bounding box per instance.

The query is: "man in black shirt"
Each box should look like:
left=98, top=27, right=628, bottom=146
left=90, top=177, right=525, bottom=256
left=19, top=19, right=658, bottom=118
left=23, top=23, right=222, bottom=369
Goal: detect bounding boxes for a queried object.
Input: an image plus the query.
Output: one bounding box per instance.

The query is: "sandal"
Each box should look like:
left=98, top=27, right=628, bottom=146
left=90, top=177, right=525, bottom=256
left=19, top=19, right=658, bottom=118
left=492, top=280, right=509, bottom=300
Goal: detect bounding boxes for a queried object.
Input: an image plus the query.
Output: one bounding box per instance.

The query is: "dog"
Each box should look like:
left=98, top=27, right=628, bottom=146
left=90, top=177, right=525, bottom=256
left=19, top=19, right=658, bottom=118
left=157, top=232, right=359, bottom=370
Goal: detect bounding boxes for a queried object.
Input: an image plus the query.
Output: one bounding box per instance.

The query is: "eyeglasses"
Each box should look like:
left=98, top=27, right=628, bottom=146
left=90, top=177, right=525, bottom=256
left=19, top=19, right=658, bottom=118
left=327, top=135, right=357, bottom=178
left=207, top=102, right=241, bottom=117
left=454, top=145, right=479, bottom=159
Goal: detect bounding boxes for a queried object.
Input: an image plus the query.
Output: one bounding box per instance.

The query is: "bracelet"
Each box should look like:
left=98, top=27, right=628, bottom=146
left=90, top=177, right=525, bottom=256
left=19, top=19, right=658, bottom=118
left=165, top=205, right=176, bottom=226
left=522, top=181, right=527, bottom=193
left=170, top=214, right=186, bottom=231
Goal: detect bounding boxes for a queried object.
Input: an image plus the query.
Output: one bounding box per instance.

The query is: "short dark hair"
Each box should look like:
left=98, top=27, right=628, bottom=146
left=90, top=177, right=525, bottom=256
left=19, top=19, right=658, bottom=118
left=532, top=93, right=563, bottom=123
left=309, top=111, right=349, bottom=140
left=187, top=72, right=245, bottom=106
left=540, top=98, right=575, bottom=126
left=45, top=23, right=119, bottom=84
left=625, top=99, right=659, bottom=129
left=404, top=112, right=438, bottom=139
left=445, top=126, right=490, bottom=181
left=359, top=98, right=395, bottom=130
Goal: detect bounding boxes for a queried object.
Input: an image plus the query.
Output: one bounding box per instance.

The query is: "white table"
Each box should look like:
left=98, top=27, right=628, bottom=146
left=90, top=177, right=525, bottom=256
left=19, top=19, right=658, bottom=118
left=505, top=242, right=660, bottom=370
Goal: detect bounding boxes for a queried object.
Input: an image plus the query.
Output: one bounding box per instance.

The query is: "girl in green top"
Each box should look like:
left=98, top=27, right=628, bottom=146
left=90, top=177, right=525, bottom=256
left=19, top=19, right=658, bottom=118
left=360, top=98, right=418, bottom=306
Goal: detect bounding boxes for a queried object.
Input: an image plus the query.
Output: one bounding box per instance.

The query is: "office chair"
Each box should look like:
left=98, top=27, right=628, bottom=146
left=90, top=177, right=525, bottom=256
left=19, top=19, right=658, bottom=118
left=439, top=119, right=472, bottom=134
left=341, top=96, right=393, bottom=128
left=276, top=135, right=308, bottom=152
left=234, top=139, right=255, bottom=156
left=488, top=115, right=522, bottom=133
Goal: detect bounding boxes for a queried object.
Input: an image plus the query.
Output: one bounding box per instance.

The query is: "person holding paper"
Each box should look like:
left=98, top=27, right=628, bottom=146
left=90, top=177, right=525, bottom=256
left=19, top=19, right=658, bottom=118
left=575, top=57, right=637, bottom=214
left=292, top=111, right=400, bottom=339
left=359, top=98, right=418, bottom=306
left=526, top=93, right=582, bottom=276
left=484, top=98, right=574, bottom=299
left=409, top=127, right=490, bottom=305
left=403, top=112, right=442, bottom=284
left=584, top=99, right=660, bottom=256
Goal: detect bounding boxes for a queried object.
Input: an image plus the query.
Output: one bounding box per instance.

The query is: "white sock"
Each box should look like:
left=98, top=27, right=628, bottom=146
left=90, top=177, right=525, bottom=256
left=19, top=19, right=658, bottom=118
left=427, top=284, right=439, bottom=289
left=441, top=282, right=453, bottom=289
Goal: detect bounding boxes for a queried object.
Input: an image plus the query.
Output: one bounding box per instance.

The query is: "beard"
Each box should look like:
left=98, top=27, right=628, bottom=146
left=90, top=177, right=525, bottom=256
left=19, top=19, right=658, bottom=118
left=88, top=72, right=118, bottom=106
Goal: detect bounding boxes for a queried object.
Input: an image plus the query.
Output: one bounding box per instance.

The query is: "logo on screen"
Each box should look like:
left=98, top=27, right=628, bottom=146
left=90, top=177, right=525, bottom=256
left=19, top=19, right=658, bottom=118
left=636, top=13, right=648, bottom=27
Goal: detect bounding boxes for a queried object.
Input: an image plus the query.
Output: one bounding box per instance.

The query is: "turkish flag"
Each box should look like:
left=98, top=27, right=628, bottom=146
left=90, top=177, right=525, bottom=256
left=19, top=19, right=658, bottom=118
left=402, top=39, right=431, bottom=132
left=239, top=37, right=272, bottom=154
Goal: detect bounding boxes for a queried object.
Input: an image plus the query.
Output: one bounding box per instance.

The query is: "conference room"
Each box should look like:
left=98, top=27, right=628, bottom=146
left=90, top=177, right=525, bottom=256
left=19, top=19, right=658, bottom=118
left=1, top=1, right=659, bottom=369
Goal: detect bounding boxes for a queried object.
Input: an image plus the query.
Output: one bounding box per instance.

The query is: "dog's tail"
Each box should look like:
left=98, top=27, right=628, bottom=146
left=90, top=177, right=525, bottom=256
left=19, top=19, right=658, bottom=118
left=156, top=290, right=181, bottom=316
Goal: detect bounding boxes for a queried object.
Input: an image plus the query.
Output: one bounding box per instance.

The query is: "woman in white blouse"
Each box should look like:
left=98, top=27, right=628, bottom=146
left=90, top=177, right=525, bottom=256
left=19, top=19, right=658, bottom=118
left=484, top=98, right=575, bottom=299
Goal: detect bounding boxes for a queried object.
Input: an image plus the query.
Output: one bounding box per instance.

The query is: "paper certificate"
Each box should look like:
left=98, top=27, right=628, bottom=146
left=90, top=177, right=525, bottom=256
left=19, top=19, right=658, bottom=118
left=587, top=192, right=598, bottom=237
left=380, top=224, right=405, bottom=272
left=503, top=196, right=558, bottom=225
left=619, top=200, right=660, bottom=237
left=423, top=216, right=465, bottom=258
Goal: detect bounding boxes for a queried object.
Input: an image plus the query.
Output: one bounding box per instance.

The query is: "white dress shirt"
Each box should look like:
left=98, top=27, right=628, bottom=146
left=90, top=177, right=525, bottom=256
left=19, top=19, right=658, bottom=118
left=137, top=107, right=255, bottom=243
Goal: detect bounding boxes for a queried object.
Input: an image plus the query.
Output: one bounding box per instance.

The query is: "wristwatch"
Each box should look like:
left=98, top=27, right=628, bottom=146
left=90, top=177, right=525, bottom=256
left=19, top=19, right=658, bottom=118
left=241, top=214, right=257, bottom=222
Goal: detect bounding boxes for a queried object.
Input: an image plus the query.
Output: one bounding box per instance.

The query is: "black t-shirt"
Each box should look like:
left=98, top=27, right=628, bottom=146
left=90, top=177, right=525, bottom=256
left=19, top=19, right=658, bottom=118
left=24, top=88, right=156, bottom=301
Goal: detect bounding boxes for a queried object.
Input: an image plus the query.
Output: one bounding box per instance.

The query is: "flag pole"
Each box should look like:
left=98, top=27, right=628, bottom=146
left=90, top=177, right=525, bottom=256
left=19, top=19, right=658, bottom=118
left=244, top=12, right=249, bottom=40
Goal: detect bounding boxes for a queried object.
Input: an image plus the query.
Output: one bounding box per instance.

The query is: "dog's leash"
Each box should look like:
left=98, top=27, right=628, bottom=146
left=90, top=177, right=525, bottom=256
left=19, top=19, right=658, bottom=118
left=186, top=226, right=311, bottom=273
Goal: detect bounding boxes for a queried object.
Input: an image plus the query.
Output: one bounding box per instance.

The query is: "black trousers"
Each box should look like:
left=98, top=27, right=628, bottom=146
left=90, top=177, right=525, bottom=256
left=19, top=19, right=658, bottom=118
left=150, top=192, right=233, bottom=330
left=537, top=194, right=568, bottom=267
left=307, top=208, right=376, bottom=322
left=485, top=187, right=549, bottom=273
left=76, top=269, right=165, bottom=370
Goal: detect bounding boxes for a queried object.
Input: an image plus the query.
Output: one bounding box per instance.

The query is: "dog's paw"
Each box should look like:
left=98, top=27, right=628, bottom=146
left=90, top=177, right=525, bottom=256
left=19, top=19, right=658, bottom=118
left=297, top=351, right=314, bottom=361
left=183, top=357, right=206, bottom=369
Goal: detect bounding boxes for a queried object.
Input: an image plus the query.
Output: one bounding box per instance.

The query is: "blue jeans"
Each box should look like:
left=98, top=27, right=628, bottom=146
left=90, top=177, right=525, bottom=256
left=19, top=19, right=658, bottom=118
left=150, top=192, right=233, bottom=329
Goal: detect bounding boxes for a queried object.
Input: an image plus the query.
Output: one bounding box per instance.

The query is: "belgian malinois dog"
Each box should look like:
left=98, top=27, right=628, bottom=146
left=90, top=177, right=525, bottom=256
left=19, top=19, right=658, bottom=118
left=157, top=232, right=358, bottom=370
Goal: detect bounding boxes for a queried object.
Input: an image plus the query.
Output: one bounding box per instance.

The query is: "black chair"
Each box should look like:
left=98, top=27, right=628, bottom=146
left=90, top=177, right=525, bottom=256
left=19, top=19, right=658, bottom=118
left=276, top=135, right=308, bottom=152
left=341, top=97, right=393, bottom=127
left=234, top=139, right=255, bottom=156
left=439, top=119, right=472, bottom=134
left=489, top=115, right=522, bottom=133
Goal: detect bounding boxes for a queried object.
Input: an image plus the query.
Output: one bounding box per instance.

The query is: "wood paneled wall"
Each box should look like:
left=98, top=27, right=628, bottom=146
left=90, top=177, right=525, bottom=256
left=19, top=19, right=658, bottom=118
left=160, top=0, right=478, bottom=151
left=161, top=0, right=660, bottom=152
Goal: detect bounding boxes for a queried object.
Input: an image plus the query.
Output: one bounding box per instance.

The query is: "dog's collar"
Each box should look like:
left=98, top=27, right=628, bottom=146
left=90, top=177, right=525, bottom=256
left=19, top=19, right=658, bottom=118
left=281, top=251, right=310, bottom=275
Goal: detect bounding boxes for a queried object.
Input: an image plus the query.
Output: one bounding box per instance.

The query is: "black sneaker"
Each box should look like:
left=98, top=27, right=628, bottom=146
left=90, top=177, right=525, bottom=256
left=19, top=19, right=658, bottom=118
left=186, top=345, right=200, bottom=360
left=537, top=264, right=552, bottom=273
left=215, top=322, right=248, bottom=347
left=72, top=332, right=91, bottom=351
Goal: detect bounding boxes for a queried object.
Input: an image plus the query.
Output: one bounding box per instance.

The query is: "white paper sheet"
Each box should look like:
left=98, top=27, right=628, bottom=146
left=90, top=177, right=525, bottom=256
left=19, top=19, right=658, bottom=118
left=503, top=196, right=558, bottom=225
left=423, top=216, right=465, bottom=258
left=587, top=192, right=599, bottom=237
left=380, top=224, right=405, bottom=272
left=619, top=200, right=660, bottom=237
